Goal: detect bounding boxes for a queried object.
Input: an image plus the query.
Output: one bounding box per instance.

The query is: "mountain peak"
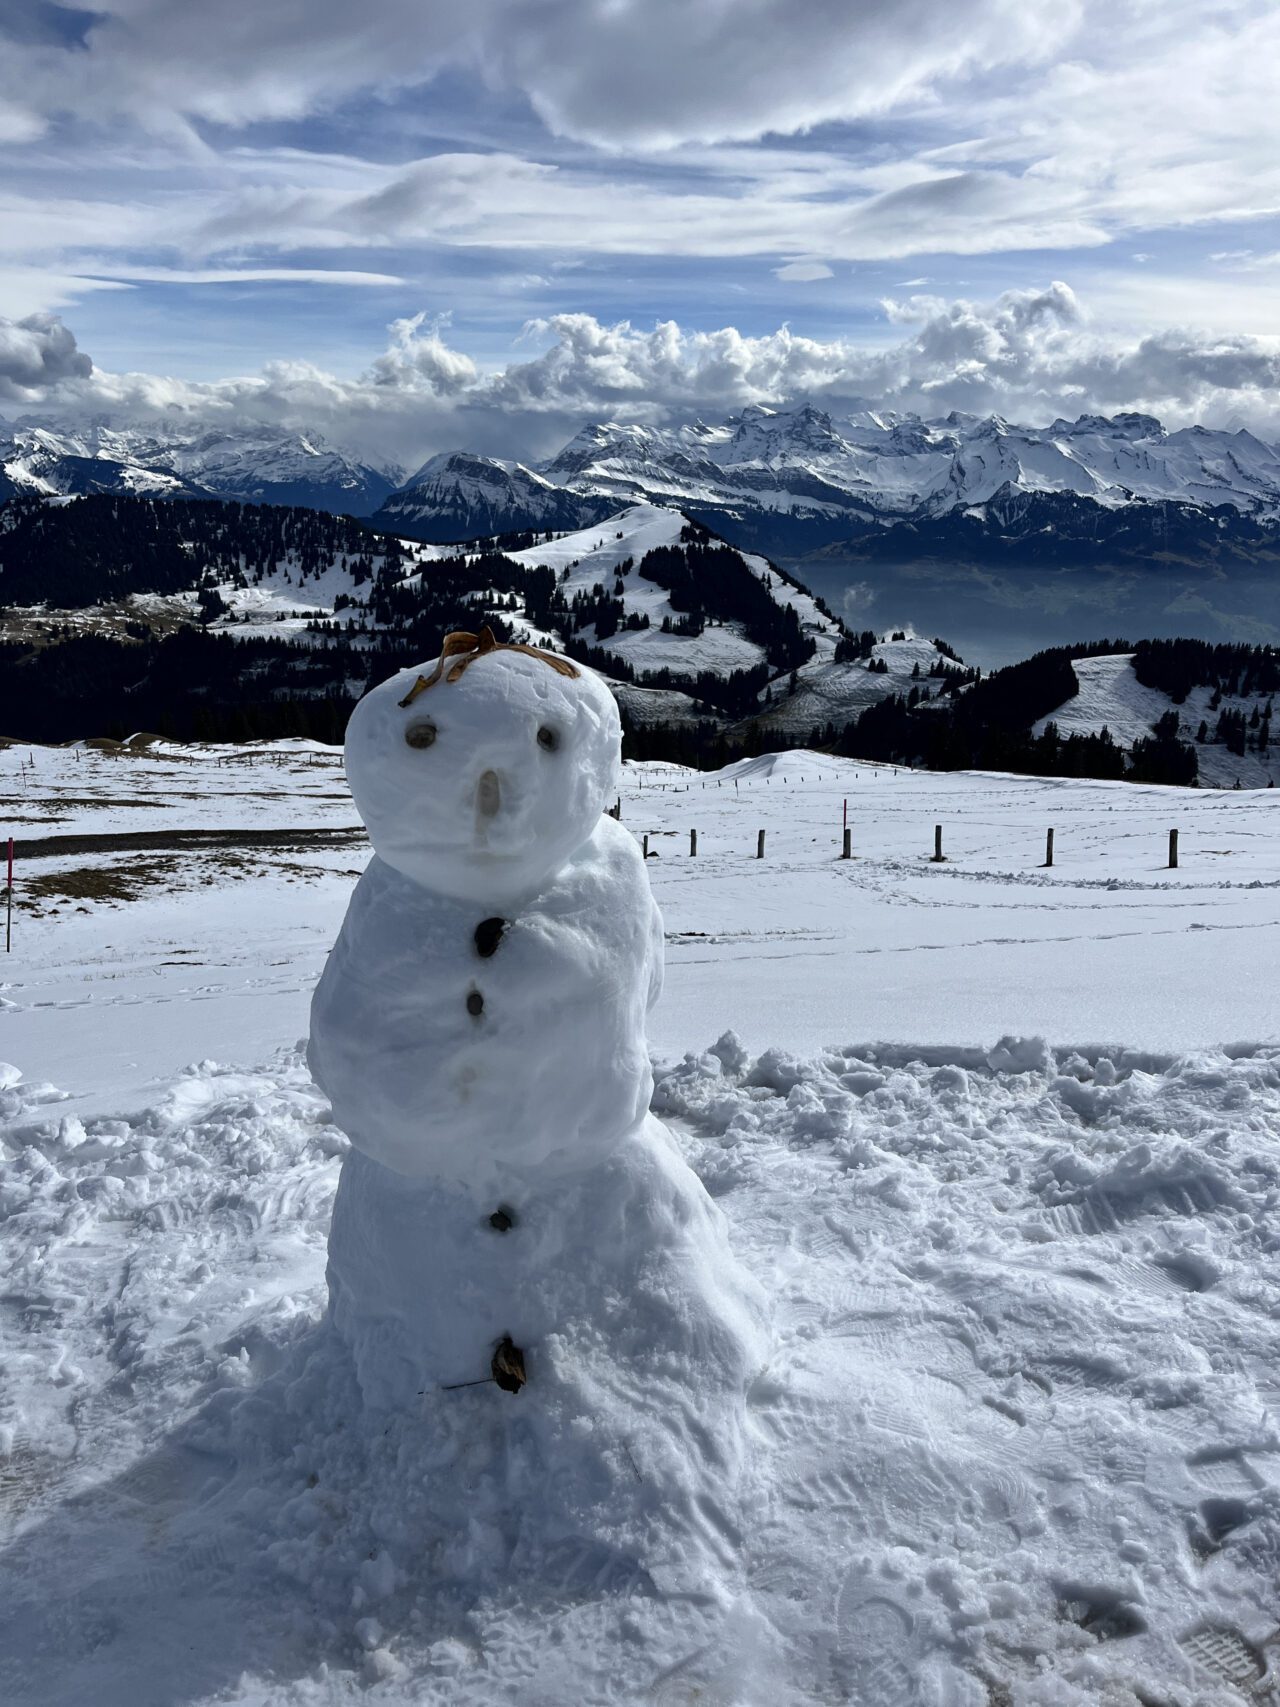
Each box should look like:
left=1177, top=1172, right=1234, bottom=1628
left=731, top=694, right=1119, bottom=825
left=1053, top=412, right=1165, bottom=442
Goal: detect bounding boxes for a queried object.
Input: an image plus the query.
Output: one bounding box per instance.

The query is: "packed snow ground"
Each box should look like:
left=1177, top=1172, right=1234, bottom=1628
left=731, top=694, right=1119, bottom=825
left=2, top=740, right=1280, bottom=1704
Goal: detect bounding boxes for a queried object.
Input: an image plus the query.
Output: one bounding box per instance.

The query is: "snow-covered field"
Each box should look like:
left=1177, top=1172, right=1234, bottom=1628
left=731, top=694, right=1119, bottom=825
left=3, top=739, right=1280, bottom=1704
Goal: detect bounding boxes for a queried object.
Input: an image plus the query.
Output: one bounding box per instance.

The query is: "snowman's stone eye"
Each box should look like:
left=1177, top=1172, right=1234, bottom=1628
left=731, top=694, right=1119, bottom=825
left=537, top=725, right=560, bottom=752
left=404, top=721, right=437, bottom=750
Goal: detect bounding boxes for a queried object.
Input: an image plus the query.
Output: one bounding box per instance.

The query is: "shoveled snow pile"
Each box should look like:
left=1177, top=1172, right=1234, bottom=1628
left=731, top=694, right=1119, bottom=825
left=2, top=1034, right=1279, bottom=1703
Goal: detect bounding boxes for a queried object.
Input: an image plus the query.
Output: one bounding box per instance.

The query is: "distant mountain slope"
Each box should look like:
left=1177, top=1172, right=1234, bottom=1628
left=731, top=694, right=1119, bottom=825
left=0, top=422, right=402, bottom=515
left=1034, top=649, right=1279, bottom=788
left=756, top=634, right=970, bottom=737
left=10, top=405, right=1280, bottom=567
left=0, top=490, right=1236, bottom=787
left=373, top=451, right=616, bottom=540
left=0, top=493, right=892, bottom=725
left=371, top=404, right=1280, bottom=561
left=0, top=493, right=401, bottom=614
left=1, top=494, right=941, bottom=751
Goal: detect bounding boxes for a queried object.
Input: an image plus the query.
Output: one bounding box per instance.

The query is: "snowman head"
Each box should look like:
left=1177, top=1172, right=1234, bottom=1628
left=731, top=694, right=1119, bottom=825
left=345, top=629, right=621, bottom=904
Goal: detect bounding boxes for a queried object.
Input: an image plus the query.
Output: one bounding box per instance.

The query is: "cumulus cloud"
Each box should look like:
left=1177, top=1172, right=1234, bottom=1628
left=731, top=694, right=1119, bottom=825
left=0, top=310, right=93, bottom=401
left=7, top=287, right=1280, bottom=467
left=368, top=313, right=478, bottom=394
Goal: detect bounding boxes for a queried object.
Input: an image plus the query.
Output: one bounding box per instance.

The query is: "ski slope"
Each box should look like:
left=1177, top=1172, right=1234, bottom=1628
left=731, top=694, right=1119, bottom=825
left=2, top=739, right=1280, bottom=1704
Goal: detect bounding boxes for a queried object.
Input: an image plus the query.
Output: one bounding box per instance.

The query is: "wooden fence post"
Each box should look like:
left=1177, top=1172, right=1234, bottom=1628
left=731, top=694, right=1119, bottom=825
left=1168, top=828, right=1179, bottom=869
left=756, top=829, right=766, bottom=859
left=642, top=834, right=649, bottom=859
left=842, top=827, right=852, bottom=860
left=1045, top=828, right=1054, bottom=868
left=931, top=824, right=945, bottom=863
left=690, top=828, right=698, bottom=857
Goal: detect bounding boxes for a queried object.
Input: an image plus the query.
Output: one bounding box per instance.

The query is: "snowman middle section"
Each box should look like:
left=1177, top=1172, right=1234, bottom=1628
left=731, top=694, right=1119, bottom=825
left=310, top=813, right=662, bottom=1191
left=313, top=813, right=763, bottom=1569
left=313, top=811, right=761, bottom=1384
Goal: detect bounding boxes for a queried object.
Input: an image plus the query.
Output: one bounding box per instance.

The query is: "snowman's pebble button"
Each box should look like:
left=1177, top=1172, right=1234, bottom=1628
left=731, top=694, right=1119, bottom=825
left=466, top=990, right=484, bottom=1018
left=473, top=917, right=506, bottom=958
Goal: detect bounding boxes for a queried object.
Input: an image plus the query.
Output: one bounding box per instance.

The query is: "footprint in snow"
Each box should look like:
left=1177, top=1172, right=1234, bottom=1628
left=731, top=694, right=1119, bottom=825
left=835, top=1578, right=973, bottom=1706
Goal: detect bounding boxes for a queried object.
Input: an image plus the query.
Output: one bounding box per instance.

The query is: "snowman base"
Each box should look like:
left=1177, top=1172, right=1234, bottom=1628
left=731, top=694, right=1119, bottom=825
left=325, top=1116, right=763, bottom=1587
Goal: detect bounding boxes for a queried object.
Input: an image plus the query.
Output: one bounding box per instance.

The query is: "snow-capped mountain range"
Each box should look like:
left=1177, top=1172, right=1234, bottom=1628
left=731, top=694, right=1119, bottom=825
left=373, top=404, right=1280, bottom=557
left=0, top=421, right=403, bottom=516
left=8, top=403, right=1280, bottom=564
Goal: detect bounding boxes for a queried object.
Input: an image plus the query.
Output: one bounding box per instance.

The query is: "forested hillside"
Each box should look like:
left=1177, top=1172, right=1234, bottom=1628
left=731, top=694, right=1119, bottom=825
left=0, top=493, right=1210, bottom=783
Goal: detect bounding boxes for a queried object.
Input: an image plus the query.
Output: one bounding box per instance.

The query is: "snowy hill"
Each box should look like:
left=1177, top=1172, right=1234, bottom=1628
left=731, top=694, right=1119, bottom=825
left=494, top=503, right=840, bottom=676
left=0, top=421, right=402, bottom=516
left=372, top=404, right=1280, bottom=560
left=3, top=495, right=937, bottom=745
left=9, top=491, right=1262, bottom=790
left=1035, top=651, right=1280, bottom=788
left=756, top=632, right=964, bottom=736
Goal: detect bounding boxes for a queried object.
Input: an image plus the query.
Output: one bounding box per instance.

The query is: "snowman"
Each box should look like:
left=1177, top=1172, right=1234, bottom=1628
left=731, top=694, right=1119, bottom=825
left=308, top=628, right=762, bottom=1585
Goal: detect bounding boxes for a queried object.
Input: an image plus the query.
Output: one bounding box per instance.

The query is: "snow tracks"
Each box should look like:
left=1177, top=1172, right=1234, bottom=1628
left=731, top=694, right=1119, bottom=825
left=1, top=1039, right=1279, bottom=1701
left=655, top=1035, right=1280, bottom=1704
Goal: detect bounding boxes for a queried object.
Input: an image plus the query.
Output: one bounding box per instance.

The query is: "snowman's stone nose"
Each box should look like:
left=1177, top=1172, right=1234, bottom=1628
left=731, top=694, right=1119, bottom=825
left=476, top=770, right=501, bottom=817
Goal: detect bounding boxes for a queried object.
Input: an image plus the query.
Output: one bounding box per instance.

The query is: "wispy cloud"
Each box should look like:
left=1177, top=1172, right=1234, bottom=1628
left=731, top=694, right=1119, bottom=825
left=0, top=0, right=1275, bottom=407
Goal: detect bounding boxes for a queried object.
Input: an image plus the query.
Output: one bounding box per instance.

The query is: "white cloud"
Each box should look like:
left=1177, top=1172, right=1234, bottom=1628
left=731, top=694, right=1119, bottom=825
left=773, top=261, right=834, bottom=282
left=7, top=285, right=1280, bottom=467
left=0, top=0, right=1276, bottom=367
left=80, top=265, right=408, bottom=288
left=368, top=313, right=478, bottom=394
left=3, top=1, right=1277, bottom=267
left=0, top=311, right=93, bottom=401
left=0, top=0, right=1072, bottom=148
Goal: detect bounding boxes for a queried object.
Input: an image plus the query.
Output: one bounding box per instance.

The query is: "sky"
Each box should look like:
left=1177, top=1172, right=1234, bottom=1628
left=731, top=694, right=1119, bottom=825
left=1, top=0, right=1279, bottom=469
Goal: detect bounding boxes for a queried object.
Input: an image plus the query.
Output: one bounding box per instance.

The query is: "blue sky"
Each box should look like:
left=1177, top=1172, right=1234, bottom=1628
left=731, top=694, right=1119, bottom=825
left=1, top=0, right=1278, bottom=465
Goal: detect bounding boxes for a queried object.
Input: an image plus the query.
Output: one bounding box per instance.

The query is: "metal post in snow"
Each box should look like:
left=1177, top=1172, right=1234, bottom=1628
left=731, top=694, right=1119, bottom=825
left=5, top=837, right=11, bottom=954
left=1169, top=828, right=1179, bottom=869
left=690, top=828, right=698, bottom=857
left=931, top=824, right=945, bottom=863
left=1045, top=828, right=1055, bottom=868
left=842, top=827, right=852, bottom=860
left=757, top=829, right=766, bottom=859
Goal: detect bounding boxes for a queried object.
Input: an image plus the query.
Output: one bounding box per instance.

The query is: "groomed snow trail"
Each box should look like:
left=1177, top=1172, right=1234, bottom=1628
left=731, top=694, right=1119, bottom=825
left=2, top=1035, right=1279, bottom=1704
